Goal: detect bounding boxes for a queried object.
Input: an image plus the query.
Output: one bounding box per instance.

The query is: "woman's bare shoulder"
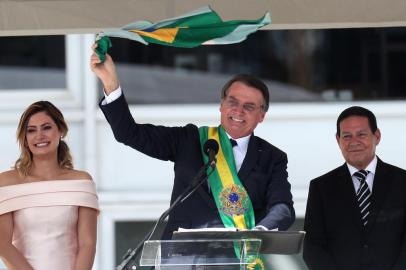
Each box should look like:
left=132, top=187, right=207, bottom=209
left=62, top=169, right=93, bottom=181
left=0, top=170, right=22, bottom=187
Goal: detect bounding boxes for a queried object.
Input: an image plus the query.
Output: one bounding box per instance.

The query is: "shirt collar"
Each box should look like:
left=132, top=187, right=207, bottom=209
left=226, top=133, right=251, bottom=152
left=347, top=155, right=378, bottom=176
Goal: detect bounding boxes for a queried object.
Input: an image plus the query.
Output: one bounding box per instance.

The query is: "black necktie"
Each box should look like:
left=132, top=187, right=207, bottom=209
left=230, top=139, right=238, bottom=147
left=354, top=170, right=371, bottom=226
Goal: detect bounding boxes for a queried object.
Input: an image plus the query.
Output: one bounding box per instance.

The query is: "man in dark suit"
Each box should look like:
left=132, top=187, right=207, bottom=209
left=303, top=106, right=406, bottom=270
left=90, top=49, right=295, bottom=240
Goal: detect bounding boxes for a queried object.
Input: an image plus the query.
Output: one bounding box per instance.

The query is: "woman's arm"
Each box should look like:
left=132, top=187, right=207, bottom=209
left=74, top=207, right=98, bottom=270
left=0, top=213, right=34, bottom=270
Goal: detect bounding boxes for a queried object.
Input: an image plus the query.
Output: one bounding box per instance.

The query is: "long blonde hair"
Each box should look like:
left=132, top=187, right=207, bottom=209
left=15, top=101, right=73, bottom=176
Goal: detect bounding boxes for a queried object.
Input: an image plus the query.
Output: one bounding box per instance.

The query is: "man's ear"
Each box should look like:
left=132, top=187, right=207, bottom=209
left=375, top=128, right=381, bottom=145
left=219, top=99, right=225, bottom=113
left=258, top=111, right=266, bottom=123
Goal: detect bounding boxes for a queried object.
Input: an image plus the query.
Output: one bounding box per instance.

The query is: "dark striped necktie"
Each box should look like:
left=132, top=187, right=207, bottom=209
left=354, top=170, right=371, bottom=226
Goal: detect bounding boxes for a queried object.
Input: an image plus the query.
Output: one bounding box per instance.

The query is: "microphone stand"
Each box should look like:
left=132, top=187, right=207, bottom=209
left=116, top=160, right=216, bottom=270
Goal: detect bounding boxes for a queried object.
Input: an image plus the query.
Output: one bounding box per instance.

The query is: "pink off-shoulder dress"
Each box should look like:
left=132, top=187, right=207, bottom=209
left=0, top=180, right=99, bottom=270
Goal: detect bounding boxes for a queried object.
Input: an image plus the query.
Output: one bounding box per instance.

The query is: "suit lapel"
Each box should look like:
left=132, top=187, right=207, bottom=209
left=195, top=135, right=260, bottom=209
left=197, top=175, right=217, bottom=209
left=337, top=164, right=365, bottom=232
left=365, top=158, right=391, bottom=232
left=194, top=135, right=259, bottom=210
left=195, top=149, right=217, bottom=210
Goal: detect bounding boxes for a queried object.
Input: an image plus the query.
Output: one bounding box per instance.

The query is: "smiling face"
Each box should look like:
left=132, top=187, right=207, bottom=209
left=336, top=116, right=381, bottom=170
left=220, top=81, right=266, bottom=139
left=25, top=111, right=62, bottom=158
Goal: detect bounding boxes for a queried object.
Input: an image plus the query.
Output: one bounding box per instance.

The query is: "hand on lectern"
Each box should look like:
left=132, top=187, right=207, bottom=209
left=252, top=225, right=270, bottom=231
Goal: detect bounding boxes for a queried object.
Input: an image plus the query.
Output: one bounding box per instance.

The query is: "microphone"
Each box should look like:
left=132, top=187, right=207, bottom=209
left=203, top=139, right=219, bottom=168
left=116, top=139, right=219, bottom=270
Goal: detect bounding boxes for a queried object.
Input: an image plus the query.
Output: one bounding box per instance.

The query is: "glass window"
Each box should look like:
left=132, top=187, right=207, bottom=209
left=101, top=27, right=406, bottom=104
left=0, top=36, right=66, bottom=90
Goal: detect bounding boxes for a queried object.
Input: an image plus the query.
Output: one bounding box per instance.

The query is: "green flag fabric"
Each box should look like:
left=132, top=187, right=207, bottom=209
left=96, top=6, right=270, bottom=60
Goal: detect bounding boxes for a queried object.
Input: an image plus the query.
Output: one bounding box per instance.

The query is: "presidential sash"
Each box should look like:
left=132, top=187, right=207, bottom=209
left=199, top=126, right=266, bottom=270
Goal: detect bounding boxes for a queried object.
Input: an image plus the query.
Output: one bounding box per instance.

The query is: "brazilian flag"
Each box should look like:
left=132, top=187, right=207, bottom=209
left=99, top=5, right=270, bottom=48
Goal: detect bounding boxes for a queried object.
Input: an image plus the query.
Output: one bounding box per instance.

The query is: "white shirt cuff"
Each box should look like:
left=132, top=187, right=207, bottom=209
left=101, top=86, right=122, bottom=105
left=252, top=225, right=269, bottom=231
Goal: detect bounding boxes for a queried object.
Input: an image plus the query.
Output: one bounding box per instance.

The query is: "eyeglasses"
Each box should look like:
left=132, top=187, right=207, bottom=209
left=223, top=97, right=263, bottom=113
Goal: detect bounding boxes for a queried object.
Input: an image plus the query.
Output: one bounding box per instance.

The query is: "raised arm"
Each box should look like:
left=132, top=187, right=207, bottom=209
left=0, top=213, right=34, bottom=270
left=90, top=43, right=120, bottom=94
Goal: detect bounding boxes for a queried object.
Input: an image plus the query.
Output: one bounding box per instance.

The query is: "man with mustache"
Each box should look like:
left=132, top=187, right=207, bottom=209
left=303, top=106, right=406, bottom=270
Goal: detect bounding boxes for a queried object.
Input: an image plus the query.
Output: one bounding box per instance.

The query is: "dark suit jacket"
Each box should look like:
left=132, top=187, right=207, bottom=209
left=100, top=94, right=294, bottom=239
left=303, top=158, right=406, bottom=270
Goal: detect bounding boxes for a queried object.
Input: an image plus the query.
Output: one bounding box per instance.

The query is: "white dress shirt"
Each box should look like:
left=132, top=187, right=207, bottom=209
left=227, top=134, right=250, bottom=172
left=347, top=155, right=377, bottom=192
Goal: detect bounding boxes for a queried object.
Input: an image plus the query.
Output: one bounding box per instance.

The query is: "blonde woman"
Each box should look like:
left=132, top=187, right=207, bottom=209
left=0, top=101, right=98, bottom=270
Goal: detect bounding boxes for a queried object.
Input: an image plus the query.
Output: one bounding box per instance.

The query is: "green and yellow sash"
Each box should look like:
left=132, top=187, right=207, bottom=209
left=199, top=126, right=266, bottom=270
